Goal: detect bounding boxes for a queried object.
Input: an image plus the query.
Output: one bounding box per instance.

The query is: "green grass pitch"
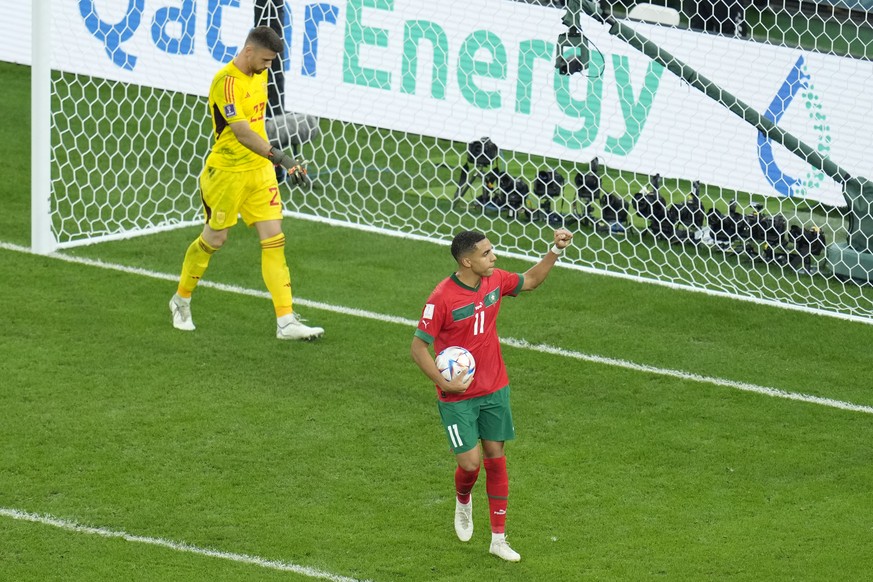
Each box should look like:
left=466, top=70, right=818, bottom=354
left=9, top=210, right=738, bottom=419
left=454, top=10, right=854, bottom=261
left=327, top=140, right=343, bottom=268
left=4, top=60, right=873, bottom=580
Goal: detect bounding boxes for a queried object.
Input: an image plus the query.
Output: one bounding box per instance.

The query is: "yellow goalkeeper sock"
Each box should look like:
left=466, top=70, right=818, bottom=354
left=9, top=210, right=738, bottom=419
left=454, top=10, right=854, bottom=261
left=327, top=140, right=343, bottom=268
left=177, top=235, right=218, bottom=298
left=261, top=233, right=293, bottom=317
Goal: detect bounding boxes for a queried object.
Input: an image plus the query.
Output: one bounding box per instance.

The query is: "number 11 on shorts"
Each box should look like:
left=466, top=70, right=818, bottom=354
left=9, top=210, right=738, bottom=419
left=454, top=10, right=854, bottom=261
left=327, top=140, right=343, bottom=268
left=447, top=423, right=463, bottom=448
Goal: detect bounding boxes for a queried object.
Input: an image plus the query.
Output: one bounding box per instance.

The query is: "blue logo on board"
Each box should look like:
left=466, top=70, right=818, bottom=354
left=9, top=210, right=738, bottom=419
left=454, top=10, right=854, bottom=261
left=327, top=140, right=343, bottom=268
left=757, top=56, right=831, bottom=198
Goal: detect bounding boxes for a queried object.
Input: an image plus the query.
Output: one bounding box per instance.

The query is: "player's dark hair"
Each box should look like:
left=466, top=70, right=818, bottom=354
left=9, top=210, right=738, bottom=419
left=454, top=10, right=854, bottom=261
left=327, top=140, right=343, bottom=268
left=246, top=26, right=283, bottom=53
left=451, top=230, right=487, bottom=262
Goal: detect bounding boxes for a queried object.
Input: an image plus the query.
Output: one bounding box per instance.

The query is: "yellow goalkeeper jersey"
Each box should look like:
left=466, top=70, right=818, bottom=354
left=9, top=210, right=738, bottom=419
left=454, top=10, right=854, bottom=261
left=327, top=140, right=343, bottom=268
left=205, top=60, right=271, bottom=172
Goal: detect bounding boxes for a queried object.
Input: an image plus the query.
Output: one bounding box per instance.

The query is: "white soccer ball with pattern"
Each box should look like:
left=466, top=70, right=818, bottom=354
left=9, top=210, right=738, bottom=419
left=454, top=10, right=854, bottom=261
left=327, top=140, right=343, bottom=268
left=435, top=346, right=476, bottom=382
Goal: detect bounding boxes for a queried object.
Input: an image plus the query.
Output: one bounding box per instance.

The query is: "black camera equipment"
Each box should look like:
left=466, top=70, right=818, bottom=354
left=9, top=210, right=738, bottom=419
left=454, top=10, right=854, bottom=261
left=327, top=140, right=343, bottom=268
left=632, top=173, right=668, bottom=236
left=666, top=181, right=706, bottom=242
left=632, top=190, right=669, bottom=237
left=575, top=157, right=600, bottom=201
left=474, top=169, right=505, bottom=214
left=533, top=169, right=566, bottom=223
left=556, top=45, right=587, bottom=76
left=726, top=200, right=752, bottom=239
left=632, top=176, right=709, bottom=243
left=599, top=192, right=629, bottom=232
left=574, top=171, right=600, bottom=202
left=555, top=0, right=588, bottom=75
left=706, top=207, right=737, bottom=244
left=748, top=205, right=788, bottom=246
left=469, top=137, right=499, bottom=167
left=722, top=202, right=787, bottom=246
left=678, top=181, right=705, bottom=227
left=787, top=224, right=827, bottom=270
left=790, top=224, right=826, bottom=256
left=477, top=170, right=532, bottom=221
left=504, top=176, right=532, bottom=222
left=454, top=137, right=501, bottom=205
left=706, top=201, right=754, bottom=249
left=555, top=0, right=603, bottom=75
left=761, top=241, right=789, bottom=266
left=652, top=172, right=661, bottom=194
left=708, top=200, right=804, bottom=265
left=570, top=157, right=600, bottom=227
left=490, top=171, right=511, bottom=208
left=757, top=221, right=826, bottom=271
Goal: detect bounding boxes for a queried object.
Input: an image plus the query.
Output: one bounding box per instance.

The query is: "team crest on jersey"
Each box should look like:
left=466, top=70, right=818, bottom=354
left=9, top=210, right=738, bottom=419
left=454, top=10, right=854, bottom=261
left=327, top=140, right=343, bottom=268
left=423, top=304, right=435, bottom=319
left=223, top=103, right=237, bottom=118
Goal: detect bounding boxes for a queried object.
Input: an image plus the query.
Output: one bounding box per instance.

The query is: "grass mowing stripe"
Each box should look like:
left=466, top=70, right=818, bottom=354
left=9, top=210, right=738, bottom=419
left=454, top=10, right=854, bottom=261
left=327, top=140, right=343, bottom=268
left=0, top=508, right=370, bottom=582
left=502, top=338, right=873, bottom=415
left=3, top=240, right=871, bottom=416
left=0, top=241, right=413, bottom=327
left=281, top=211, right=873, bottom=328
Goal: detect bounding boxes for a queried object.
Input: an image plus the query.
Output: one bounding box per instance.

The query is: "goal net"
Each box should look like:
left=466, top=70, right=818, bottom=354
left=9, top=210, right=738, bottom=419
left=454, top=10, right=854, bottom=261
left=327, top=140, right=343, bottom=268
left=17, top=0, right=873, bottom=321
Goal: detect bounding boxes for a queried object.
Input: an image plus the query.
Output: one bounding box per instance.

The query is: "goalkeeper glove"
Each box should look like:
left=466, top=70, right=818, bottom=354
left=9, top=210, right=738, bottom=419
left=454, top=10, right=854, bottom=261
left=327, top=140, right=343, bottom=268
left=269, top=147, right=309, bottom=186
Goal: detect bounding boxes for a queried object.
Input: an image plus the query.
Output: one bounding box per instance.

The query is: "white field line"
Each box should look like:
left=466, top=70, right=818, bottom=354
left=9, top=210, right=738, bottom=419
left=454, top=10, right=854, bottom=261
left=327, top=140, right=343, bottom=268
left=500, top=338, right=873, bottom=414
left=3, top=240, right=872, bottom=415
left=0, top=508, right=369, bottom=582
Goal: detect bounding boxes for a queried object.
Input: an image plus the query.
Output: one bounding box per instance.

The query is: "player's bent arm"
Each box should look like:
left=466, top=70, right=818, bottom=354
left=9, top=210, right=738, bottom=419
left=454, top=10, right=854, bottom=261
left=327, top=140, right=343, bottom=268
left=411, top=337, right=470, bottom=395
left=521, top=252, right=559, bottom=291
left=411, top=337, right=449, bottom=388
left=521, top=228, right=574, bottom=291
left=228, top=120, right=273, bottom=157
left=229, top=120, right=307, bottom=184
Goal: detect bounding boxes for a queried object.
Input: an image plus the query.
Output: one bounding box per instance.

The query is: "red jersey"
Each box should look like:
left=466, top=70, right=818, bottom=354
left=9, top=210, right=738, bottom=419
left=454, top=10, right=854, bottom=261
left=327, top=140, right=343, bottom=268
left=415, top=269, right=524, bottom=402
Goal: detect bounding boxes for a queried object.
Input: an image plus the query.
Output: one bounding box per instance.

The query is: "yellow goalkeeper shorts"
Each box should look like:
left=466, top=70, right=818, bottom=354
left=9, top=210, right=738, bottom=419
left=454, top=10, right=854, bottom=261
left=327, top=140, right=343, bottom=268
left=199, top=163, right=282, bottom=230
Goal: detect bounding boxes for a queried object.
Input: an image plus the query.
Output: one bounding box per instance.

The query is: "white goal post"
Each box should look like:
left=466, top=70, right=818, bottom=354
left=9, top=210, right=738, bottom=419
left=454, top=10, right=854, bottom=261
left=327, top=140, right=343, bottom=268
left=13, top=0, right=873, bottom=322
left=31, top=0, right=53, bottom=254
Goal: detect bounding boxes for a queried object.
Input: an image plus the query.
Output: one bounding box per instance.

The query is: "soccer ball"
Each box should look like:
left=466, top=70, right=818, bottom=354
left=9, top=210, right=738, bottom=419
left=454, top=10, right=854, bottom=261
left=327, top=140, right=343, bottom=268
left=435, top=346, right=476, bottom=382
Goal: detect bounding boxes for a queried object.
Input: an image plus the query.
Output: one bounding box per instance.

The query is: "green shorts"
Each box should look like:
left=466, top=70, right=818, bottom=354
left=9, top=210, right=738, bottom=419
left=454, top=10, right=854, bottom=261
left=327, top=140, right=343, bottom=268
left=437, top=386, right=515, bottom=454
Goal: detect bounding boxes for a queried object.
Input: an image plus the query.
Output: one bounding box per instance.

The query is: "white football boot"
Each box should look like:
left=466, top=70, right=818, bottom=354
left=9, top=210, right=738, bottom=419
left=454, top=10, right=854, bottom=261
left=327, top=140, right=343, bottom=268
left=276, top=312, right=324, bottom=340
left=489, top=534, right=521, bottom=562
left=454, top=497, right=473, bottom=542
left=169, top=294, right=195, bottom=331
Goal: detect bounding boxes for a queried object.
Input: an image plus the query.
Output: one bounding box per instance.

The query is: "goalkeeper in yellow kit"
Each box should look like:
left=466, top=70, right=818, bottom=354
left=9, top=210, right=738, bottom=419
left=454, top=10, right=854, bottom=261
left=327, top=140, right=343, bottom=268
left=170, top=26, right=323, bottom=340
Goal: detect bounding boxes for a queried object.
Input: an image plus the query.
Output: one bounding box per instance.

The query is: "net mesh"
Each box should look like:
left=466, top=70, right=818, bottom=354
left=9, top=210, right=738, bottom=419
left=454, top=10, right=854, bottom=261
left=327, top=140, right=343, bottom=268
left=40, top=0, right=873, bottom=320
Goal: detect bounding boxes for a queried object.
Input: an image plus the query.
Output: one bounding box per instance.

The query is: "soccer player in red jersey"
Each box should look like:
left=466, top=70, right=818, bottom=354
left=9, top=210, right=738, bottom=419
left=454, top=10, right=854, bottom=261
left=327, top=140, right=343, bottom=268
left=411, top=227, right=573, bottom=562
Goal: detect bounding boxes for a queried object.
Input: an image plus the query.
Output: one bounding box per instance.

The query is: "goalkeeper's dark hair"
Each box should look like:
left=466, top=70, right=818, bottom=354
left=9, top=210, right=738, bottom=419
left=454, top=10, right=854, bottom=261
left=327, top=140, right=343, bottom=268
left=451, top=230, right=487, bottom=262
left=246, top=26, right=283, bottom=53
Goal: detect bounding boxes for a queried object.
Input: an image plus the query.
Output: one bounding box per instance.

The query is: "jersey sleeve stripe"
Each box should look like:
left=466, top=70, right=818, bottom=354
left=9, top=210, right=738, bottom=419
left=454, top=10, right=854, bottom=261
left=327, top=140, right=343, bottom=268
left=224, top=77, right=234, bottom=103
left=414, top=329, right=434, bottom=344
left=510, top=273, right=525, bottom=296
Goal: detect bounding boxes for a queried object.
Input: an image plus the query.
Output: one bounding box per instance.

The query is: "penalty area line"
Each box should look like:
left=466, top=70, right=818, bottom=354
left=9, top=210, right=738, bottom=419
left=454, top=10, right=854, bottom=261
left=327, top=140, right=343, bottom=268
left=0, top=507, right=370, bottom=582
left=3, top=240, right=872, bottom=416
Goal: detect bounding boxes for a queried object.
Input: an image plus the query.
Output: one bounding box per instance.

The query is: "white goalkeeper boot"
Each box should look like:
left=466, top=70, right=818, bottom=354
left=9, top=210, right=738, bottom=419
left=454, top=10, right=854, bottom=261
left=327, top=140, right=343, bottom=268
left=489, top=534, right=521, bottom=562
left=276, top=312, right=324, bottom=340
left=169, top=294, right=195, bottom=331
left=454, top=497, right=473, bottom=542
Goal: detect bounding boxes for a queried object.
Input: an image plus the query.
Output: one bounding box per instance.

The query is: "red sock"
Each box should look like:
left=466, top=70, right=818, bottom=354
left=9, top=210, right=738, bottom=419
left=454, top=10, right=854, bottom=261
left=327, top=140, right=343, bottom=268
left=455, top=465, right=480, bottom=504
left=484, top=456, right=508, bottom=534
